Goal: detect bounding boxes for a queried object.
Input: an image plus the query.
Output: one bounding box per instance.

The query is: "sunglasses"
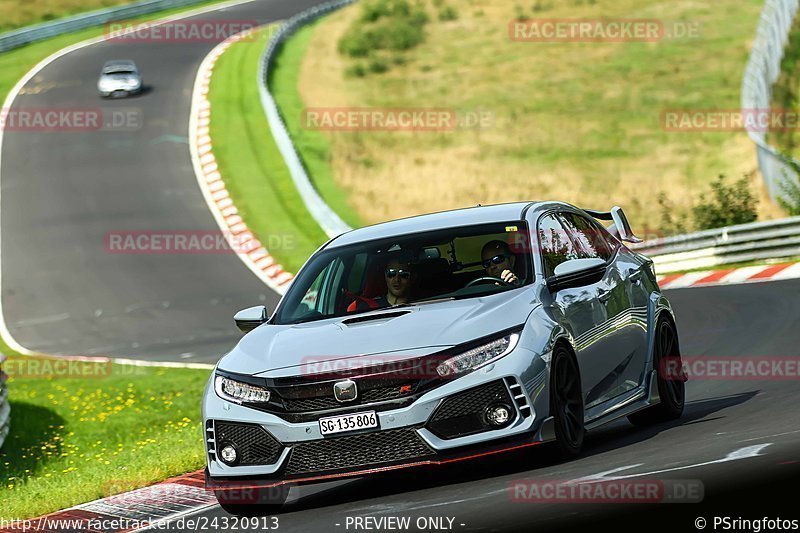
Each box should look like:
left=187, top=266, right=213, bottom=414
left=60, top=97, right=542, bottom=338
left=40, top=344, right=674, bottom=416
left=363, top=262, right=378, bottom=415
left=385, top=268, right=411, bottom=279
left=482, top=254, right=508, bottom=269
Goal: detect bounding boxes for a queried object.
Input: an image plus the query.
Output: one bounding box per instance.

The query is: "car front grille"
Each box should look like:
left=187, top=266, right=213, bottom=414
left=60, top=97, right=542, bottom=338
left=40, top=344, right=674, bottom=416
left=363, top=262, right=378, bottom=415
left=281, top=384, right=408, bottom=412
left=213, top=421, right=283, bottom=466
left=425, top=380, right=515, bottom=440
left=284, top=427, right=435, bottom=476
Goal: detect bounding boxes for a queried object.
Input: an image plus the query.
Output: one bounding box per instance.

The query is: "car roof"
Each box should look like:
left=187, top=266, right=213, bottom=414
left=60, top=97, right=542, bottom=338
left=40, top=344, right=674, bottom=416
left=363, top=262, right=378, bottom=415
left=326, top=201, right=542, bottom=249
left=102, top=60, right=137, bottom=72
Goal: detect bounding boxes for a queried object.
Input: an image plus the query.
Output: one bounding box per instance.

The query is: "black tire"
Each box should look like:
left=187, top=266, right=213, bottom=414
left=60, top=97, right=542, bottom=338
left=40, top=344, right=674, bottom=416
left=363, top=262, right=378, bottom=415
left=628, top=316, right=685, bottom=426
left=550, top=343, right=585, bottom=459
left=215, top=486, right=288, bottom=516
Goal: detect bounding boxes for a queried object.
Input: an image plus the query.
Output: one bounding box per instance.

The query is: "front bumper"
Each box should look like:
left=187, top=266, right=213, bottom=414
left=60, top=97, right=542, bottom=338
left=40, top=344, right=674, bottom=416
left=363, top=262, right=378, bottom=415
left=203, top=346, right=552, bottom=486
left=98, top=85, right=142, bottom=97
left=205, top=431, right=546, bottom=491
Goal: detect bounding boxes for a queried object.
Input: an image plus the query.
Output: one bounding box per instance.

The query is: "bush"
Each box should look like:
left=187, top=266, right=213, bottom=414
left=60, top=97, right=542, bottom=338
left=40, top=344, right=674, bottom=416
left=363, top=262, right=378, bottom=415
left=360, top=0, right=412, bottom=22
left=338, top=29, right=374, bottom=57
left=656, top=192, right=688, bottom=235
left=382, top=19, right=426, bottom=51
left=438, top=5, right=458, bottom=21
left=345, top=63, right=368, bottom=78
left=532, top=1, right=549, bottom=12
left=339, top=0, right=428, bottom=60
left=692, top=174, right=758, bottom=230
left=368, top=56, right=390, bottom=74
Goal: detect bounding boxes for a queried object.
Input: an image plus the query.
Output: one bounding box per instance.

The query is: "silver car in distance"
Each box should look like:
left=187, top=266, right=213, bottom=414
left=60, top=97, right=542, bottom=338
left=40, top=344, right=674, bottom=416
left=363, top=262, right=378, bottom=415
left=203, top=201, right=686, bottom=513
left=97, top=60, right=142, bottom=97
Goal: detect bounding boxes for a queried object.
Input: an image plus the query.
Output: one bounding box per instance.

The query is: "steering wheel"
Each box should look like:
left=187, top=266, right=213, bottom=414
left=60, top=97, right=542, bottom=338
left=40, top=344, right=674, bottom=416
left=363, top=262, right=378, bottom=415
left=465, top=276, right=513, bottom=288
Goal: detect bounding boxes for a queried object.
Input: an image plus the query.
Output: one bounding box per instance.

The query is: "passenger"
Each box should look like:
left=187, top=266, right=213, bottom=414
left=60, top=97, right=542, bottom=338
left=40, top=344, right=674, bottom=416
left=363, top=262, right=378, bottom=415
left=480, top=240, right=520, bottom=286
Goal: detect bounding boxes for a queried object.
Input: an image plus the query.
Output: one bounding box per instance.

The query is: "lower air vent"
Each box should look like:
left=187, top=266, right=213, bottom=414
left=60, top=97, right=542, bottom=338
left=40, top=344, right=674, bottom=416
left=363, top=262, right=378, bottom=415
left=285, top=427, right=434, bottom=475
left=426, top=380, right=516, bottom=439
left=213, top=421, right=283, bottom=466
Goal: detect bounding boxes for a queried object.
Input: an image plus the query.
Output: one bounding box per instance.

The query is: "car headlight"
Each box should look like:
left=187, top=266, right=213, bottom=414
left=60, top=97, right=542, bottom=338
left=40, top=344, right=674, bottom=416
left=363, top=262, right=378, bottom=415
left=214, top=374, right=271, bottom=404
left=437, top=333, right=520, bottom=377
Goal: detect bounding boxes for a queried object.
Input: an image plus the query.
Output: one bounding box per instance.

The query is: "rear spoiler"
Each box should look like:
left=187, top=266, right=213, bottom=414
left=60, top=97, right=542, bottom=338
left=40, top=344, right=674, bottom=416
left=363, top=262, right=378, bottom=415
left=585, top=206, right=642, bottom=244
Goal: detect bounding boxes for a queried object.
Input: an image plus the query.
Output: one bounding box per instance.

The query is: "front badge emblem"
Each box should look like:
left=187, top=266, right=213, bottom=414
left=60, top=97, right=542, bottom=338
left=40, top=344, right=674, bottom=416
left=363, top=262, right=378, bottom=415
left=333, top=379, right=357, bottom=402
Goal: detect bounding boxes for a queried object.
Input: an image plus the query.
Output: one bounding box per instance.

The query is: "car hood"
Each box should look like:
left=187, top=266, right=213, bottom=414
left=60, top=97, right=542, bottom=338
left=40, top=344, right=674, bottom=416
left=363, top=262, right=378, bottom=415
left=217, top=289, right=541, bottom=377
left=99, top=74, right=140, bottom=85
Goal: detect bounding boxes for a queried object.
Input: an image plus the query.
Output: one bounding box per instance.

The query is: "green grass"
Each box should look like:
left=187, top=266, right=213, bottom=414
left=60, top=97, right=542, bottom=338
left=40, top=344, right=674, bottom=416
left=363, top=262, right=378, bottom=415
left=208, top=26, right=334, bottom=273
left=296, top=0, right=785, bottom=228
left=0, top=0, right=229, bottom=105
left=0, top=2, right=242, bottom=518
left=270, top=21, right=363, bottom=229
left=0, top=0, right=158, bottom=33
left=0, top=354, right=209, bottom=520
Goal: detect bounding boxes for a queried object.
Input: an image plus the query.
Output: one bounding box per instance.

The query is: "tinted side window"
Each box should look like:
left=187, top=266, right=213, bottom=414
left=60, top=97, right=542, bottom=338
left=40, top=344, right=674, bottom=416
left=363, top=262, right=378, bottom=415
left=588, top=219, right=618, bottom=259
left=559, top=213, right=613, bottom=261
left=538, top=213, right=573, bottom=277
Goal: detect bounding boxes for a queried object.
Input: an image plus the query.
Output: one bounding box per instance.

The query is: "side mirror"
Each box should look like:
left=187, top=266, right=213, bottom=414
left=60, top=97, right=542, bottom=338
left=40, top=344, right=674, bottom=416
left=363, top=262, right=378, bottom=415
left=546, top=258, right=606, bottom=293
left=234, top=305, right=268, bottom=332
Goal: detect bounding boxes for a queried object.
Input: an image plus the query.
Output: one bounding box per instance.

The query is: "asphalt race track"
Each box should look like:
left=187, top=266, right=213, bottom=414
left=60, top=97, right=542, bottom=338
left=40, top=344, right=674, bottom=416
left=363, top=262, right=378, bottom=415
left=163, top=280, right=800, bottom=531
left=1, top=0, right=326, bottom=363
left=2, top=0, right=799, bottom=529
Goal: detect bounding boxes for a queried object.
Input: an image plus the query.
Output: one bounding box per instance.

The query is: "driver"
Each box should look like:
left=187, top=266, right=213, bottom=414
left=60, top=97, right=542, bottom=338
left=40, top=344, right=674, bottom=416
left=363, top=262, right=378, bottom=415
left=348, top=256, right=416, bottom=311
left=480, top=240, right=520, bottom=286
left=380, top=256, right=416, bottom=306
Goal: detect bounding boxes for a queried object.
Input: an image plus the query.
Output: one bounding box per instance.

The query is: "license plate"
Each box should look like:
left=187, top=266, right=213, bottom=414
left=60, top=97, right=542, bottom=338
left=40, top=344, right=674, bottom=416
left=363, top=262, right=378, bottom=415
left=319, top=411, right=378, bottom=436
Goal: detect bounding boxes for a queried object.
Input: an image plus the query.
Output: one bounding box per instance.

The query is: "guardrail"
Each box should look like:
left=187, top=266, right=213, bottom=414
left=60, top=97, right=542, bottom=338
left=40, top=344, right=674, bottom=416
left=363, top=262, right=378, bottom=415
left=742, top=0, right=800, bottom=202
left=0, top=0, right=210, bottom=53
left=257, top=0, right=354, bottom=238
left=0, top=353, right=9, bottom=450
left=632, top=217, right=800, bottom=272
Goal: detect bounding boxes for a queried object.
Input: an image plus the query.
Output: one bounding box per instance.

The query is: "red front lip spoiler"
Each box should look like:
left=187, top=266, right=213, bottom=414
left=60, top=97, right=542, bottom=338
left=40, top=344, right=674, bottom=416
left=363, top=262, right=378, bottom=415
left=206, top=437, right=543, bottom=490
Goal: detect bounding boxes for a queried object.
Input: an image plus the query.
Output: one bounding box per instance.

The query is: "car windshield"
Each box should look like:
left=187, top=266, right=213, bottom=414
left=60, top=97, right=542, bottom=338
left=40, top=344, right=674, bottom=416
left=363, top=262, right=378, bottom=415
left=273, top=221, right=533, bottom=325
left=103, top=67, right=136, bottom=75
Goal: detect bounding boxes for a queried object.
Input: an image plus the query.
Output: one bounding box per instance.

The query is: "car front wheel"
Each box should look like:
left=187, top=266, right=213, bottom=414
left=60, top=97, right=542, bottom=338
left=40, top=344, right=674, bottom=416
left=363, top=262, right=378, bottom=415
left=550, top=344, right=585, bottom=459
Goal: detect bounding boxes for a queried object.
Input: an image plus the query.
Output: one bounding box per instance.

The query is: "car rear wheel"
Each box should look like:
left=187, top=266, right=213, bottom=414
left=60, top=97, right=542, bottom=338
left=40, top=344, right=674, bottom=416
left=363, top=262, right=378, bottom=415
left=550, top=344, right=585, bottom=458
left=628, top=316, right=685, bottom=426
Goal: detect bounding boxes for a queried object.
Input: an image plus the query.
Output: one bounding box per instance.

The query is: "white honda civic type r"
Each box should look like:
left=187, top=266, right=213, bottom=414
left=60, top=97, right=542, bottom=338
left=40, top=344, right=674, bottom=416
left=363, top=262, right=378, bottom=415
left=202, top=201, right=686, bottom=513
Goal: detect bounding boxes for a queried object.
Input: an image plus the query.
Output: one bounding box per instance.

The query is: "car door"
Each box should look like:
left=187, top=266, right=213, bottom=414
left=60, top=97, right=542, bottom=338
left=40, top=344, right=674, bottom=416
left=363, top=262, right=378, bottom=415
left=537, top=212, right=611, bottom=407
left=559, top=212, right=647, bottom=404
left=592, top=221, right=652, bottom=391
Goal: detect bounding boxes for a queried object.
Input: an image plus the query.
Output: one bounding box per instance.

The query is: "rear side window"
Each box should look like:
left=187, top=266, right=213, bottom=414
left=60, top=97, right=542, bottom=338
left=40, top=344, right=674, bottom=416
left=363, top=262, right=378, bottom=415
left=537, top=213, right=573, bottom=277
left=559, top=212, right=614, bottom=261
